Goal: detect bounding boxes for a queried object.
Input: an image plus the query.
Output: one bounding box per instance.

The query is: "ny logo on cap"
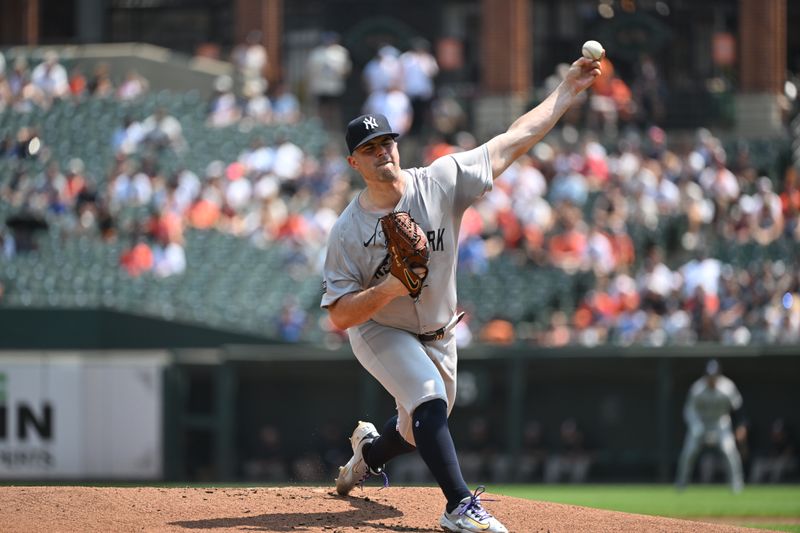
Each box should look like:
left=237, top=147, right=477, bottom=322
left=363, top=116, right=379, bottom=130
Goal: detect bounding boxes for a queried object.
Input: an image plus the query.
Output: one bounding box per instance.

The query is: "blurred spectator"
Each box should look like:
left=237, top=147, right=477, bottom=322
left=150, top=210, right=186, bottom=278
left=7, top=57, right=30, bottom=99
left=0, top=51, right=5, bottom=77
left=120, top=233, right=154, bottom=277
left=544, top=418, right=592, bottom=483
left=31, top=51, right=69, bottom=101
left=276, top=295, right=307, bottom=342
left=239, top=138, right=275, bottom=175
left=68, top=67, right=87, bottom=99
left=748, top=177, right=784, bottom=245
left=781, top=164, right=800, bottom=239
left=64, top=157, right=88, bottom=205
left=187, top=189, right=222, bottom=230
left=87, top=62, right=114, bottom=97
left=232, top=30, right=268, bottom=87
left=272, top=136, right=304, bottom=183
left=141, top=107, right=187, bottom=153
left=363, top=81, right=412, bottom=137
left=400, top=38, right=439, bottom=135
left=14, top=77, right=46, bottom=113
left=750, top=418, right=798, bottom=483
left=458, top=233, right=489, bottom=275
left=586, top=57, right=634, bottom=137
left=270, top=81, right=301, bottom=124
left=699, top=147, right=740, bottom=221
left=207, top=75, right=241, bottom=128
left=686, top=285, right=720, bottom=342
left=242, top=78, right=271, bottom=124
left=0, top=73, right=11, bottom=113
left=423, top=133, right=457, bottom=164
left=112, top=116, right=146, bottom=156
left=306, top=31, right=351, bottom=131
left=680, top=250, right=721, bottom=301
left=363, top=44, right=402, bottom=94
left=540, top=310, right=571, bottom=347
left=116, top=69, right=149, bottom=101
left=547, top=204, right=589, bottom=273
left=717, top=268, right=748, bottom=344
left=478, top=316, right=515, bottom=345
left=637, top=244, right=675, bottom=314
left=585, top=223, right=616, bottom=276
left=549, top=161, right=588, bottom=208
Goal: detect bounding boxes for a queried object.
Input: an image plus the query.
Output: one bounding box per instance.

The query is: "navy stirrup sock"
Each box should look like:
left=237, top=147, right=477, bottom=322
left=365, top=415, right=415, bottom=472
left=411, top=399, right=471, bottom=512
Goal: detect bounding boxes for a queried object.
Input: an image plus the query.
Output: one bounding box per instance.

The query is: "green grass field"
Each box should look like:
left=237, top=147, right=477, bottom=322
left=491, top=484, right=800, bottom=532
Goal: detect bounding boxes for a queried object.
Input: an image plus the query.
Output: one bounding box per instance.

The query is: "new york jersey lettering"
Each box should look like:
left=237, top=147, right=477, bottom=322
left=426, top=228, right=446, bottom=252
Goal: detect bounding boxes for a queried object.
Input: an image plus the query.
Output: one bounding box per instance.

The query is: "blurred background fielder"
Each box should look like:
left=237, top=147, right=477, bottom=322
left=676, top=359, right=744, bottom=492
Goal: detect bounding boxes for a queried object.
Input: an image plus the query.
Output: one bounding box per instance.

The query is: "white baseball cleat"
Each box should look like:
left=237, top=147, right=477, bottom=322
left=335, top=420, right=381, bottom=496
left=440, top=487, right=508, bottom=533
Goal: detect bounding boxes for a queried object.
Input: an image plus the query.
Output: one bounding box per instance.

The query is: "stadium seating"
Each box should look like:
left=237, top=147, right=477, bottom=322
left=1, top=89, right=797, bottom=345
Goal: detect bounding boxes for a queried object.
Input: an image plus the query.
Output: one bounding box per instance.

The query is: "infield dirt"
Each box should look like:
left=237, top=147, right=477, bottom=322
left=0, top=486, right=775, bottom=532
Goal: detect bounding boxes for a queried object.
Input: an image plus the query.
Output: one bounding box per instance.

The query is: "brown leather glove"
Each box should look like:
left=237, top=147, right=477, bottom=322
left=379, top=211, right=430, bottom=299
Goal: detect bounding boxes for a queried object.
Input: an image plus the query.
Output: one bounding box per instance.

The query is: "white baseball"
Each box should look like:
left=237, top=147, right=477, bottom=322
left=582, top=40, right=604, bottom=61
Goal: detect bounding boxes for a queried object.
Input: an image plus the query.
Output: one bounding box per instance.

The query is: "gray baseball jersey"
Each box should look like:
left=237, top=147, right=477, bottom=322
left=321, top=144, right=492, bottom=331
left=320, top=145, right=492, bottom=445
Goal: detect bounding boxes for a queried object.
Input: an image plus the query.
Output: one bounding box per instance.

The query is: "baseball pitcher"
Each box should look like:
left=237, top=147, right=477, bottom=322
left=676, top=359, right=745, bottom=492
left=321, top=55, right=602, bottom=533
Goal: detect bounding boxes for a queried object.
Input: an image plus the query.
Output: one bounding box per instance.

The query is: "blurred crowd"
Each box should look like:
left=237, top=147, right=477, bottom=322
left=1, top=37, right=799, bottom=347
left=0, top=50, right=150, bottom=112
left=453, top=124, right=800, bottom=348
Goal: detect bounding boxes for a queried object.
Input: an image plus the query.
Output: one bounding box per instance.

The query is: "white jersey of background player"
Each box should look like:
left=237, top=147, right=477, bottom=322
left=676, top=359, right=744, bottom=492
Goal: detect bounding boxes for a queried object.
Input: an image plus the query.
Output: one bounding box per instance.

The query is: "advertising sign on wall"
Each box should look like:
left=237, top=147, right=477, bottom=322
left=0, top=351, right=167, bottom=479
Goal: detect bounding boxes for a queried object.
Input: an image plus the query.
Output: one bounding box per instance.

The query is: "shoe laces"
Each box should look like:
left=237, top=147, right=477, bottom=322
left=458, top=486, right=495, bottom=521
left=357, top=467, right=389, bottom=490
left=355, top=435, right=388, bottom=490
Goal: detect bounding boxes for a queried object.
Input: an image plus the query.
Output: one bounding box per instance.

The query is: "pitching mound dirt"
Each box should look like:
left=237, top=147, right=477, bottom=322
left=0, top=486, right=769, bottom=533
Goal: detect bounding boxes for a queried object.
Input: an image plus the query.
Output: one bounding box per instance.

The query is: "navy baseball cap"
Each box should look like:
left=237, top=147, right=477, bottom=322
left=346, top=113, right=399, bottom=154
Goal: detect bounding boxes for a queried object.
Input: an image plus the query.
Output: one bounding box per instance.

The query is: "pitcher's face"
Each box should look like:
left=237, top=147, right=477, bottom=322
left=348, top=135, right=401, bottom=183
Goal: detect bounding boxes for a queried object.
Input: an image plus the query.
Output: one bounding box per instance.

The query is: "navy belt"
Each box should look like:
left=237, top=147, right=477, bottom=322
left=418, top=312, right=465, bottom=342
